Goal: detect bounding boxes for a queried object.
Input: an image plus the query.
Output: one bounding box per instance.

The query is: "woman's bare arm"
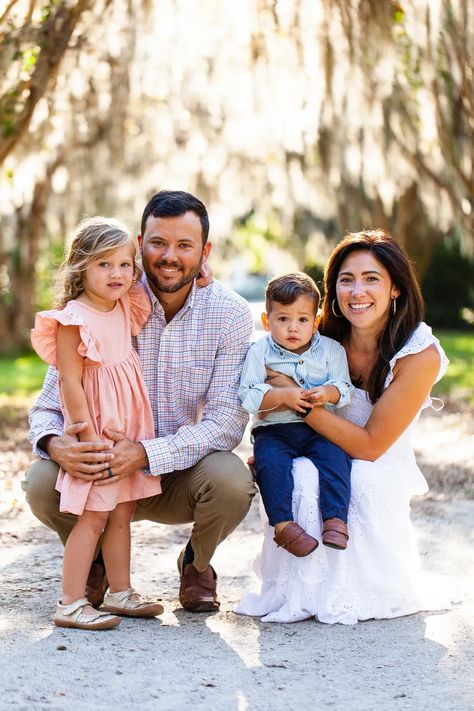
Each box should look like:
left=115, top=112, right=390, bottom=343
left=303, top=345, right=441, bottom=460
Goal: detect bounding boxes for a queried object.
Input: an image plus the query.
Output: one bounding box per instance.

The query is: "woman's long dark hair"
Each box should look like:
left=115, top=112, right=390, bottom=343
left=320, top=229, right=425, bottom=403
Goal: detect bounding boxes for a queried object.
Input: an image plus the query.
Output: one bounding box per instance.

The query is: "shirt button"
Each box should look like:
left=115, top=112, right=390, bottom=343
left=299, top=359, right=304, bottom=364
left=299, top=379, right=304, bottom=384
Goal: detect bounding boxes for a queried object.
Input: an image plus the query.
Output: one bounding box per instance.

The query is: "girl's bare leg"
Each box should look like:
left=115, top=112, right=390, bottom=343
left=101, top=501, right=135, bottom=593
left=62, top=509, right=110, bottom=614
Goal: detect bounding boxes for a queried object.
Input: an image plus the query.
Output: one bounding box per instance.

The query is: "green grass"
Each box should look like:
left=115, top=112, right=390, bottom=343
left=433, top=330, right=474, bottom=402
left=0, top=329, right=472, bottom=402
left=0, top=353, right=48, bottom=397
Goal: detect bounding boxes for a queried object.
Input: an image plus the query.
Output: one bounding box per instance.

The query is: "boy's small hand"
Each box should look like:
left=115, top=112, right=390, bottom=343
left=283, top=387, right=314, bottom=413
left=304, top=386, right=331, bottom=406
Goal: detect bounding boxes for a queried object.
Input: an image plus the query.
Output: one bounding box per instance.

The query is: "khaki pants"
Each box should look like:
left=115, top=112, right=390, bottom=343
left=22, top=452, right=256, bottom=572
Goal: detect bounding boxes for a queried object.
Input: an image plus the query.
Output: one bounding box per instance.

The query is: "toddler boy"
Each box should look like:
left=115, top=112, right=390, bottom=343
left=239, top=272, right=352, bottom=556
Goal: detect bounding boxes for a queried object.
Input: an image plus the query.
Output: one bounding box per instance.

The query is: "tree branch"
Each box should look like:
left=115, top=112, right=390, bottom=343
left=0, top=0, right=92, bottom=166
left=388, top=121, right=460, bottom=207
left=0, top=0, right=22, bottom=25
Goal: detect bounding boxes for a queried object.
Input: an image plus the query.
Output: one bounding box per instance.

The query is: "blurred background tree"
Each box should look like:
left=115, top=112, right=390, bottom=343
left=0, top=0, right=473, bottom=353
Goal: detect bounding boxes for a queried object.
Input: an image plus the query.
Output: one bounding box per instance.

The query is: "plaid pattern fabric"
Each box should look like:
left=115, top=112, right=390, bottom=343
left=29, top=279, right=253, bottom=476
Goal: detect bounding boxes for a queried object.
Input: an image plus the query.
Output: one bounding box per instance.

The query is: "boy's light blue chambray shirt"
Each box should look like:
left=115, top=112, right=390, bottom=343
left=239, top=332, right=353, bottom=430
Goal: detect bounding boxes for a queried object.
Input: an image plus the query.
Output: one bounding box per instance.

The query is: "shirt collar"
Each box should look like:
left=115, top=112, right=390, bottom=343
left=142, top=276, right=197, bottom=319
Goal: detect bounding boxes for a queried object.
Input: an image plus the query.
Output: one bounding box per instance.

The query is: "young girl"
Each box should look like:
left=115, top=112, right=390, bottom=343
left=31, top=217, right=163, bottom=630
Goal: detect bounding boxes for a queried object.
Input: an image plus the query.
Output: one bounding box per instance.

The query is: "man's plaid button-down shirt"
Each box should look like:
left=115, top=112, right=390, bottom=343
left=29, top=279, right=254, bottom=476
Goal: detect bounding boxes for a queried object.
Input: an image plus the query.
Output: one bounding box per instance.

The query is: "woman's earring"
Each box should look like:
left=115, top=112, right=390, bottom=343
left=332, top=299, right=342, bottom=318
left=392, top=297, right=397, bottom=315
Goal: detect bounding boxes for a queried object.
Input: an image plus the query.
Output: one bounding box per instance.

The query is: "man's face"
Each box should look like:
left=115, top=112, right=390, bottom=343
left=139, top=211, right=211, bottom=297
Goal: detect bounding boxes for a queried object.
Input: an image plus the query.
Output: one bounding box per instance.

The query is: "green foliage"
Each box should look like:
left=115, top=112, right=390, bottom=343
left=304, top=262, right=325, bottom=295
left=21, top=46, right=40, bottom=72
left=232, top=213, right=285, bottom=272
left=0, top=353, right=47, bottom=396
left=393, top=6, right=405, bottom=24
left=392, top=7, right=423, bottom=91
left=433, top=330, right=474, bottom=403
left=40, top=0, right=62, bottom=23
left=1, top=89, right=20, bottom=138
left=422, top=237, right=474, bottom=329
left=35, top=239, right=64, bottom=310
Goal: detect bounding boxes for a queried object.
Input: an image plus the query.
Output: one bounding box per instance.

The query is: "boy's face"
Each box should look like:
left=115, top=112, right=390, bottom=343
left=262, top=295, right=318, bottom=355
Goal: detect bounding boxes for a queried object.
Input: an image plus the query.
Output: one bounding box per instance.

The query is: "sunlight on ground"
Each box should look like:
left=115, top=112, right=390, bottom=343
left=424, top=613, right=457, bottom=651
left=206, top=615, right=262, bottom=668
left=236, top=689, right=249, bottom=711
left=424, top=608, right=474, bottom=667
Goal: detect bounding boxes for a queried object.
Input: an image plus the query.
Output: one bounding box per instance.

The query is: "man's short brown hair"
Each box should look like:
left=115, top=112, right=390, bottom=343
left=265, top=272, right=320, bottom=313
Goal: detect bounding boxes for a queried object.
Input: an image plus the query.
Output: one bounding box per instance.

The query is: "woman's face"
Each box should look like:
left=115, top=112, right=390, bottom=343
left=335, top=250, right=400, bottom=331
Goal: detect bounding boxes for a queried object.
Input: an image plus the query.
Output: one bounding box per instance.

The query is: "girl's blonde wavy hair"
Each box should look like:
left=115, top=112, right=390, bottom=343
left=55, top=217, right=141, bottom=307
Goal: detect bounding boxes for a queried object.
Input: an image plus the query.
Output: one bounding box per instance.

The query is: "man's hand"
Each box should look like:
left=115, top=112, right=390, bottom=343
left=47, top=422, right=114, bottom=481
left=94, top=428, right=149, bottom=486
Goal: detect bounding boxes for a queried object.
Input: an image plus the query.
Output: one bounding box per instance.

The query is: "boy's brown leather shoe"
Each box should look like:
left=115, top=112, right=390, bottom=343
left=322, top=518, right=349, bottom=550
left=273, top=522, right=318, bottom=557
left=177, top=552, right=220, bottom=612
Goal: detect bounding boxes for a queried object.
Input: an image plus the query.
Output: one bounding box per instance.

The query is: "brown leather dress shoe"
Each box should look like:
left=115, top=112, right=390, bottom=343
left=322, top=518, right=349, bottom=550
left=273, top=521, right=318, bottom=557
left=178, top=554, right=220, bottom=612
left=85, top=561, right=109, bottom=609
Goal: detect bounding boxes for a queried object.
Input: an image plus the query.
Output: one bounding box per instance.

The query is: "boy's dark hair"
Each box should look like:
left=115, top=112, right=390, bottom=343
left=140, top=190, right=210, bottom=244
left=265, top=272, right=321, bottom=313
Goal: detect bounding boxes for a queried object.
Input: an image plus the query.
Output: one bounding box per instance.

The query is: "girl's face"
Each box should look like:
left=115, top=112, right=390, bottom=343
left=81, top=243, right=135, bottom=310
left=335, top=251, right=400, bottom=332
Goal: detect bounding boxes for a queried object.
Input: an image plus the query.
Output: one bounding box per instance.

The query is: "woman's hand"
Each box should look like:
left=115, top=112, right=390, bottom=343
left=264, top=367, right=295, bottom=388
left=258, top=369, right=306, bottom=418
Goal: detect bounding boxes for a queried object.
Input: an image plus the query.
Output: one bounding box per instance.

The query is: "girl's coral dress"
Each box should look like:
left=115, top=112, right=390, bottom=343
left=31, top=284, right=161, bottom=515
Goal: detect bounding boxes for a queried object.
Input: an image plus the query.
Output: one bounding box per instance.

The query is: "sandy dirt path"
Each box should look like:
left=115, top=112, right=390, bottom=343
left=0, top=406, right=473, bottom=711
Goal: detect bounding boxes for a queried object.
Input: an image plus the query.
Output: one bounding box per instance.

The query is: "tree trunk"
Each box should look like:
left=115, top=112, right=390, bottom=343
left=0, top=161, right=58, bottom=353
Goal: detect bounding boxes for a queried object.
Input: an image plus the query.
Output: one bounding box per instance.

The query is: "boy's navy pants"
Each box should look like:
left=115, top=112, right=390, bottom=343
left=253, top=422, right=351, bottom=527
